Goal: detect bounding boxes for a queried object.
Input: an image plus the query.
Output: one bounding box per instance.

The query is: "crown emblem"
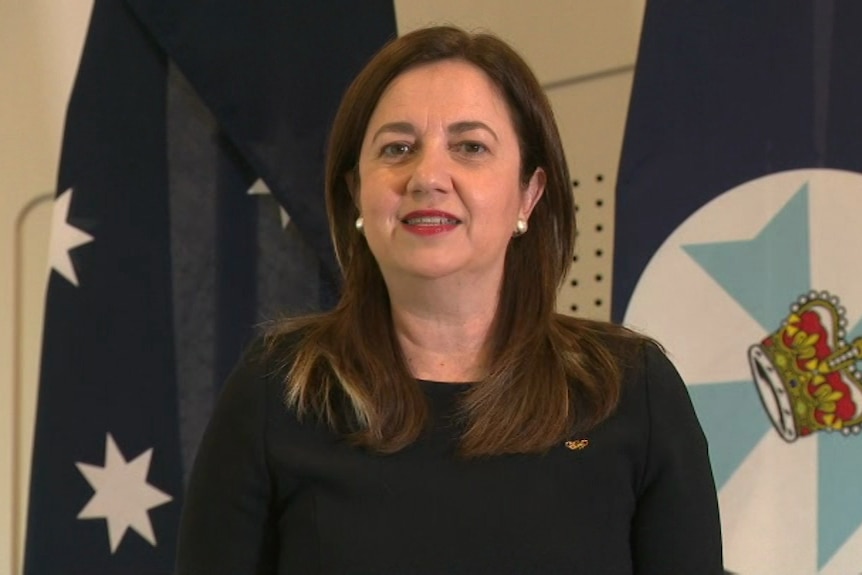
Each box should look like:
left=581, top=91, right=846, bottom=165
left=748, top=291, right=862, bottom=442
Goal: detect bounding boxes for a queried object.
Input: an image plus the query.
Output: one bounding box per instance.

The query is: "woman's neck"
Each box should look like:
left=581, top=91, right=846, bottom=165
left=387, top=280, right=498, bottom=383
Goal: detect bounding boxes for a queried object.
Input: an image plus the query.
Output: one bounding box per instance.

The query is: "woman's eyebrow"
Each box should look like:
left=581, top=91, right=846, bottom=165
left=371, top=121, right=415, bottom=143
left=448, top=121, right=498, bottom=142
left=370, top=120, right=499, bottom=143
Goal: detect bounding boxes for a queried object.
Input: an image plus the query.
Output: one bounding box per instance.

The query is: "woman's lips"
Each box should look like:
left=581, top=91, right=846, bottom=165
left=400, top=210, right=461, bottom=235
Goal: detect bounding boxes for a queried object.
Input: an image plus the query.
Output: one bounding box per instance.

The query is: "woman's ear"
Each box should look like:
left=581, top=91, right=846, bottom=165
left=520, top=167, right=546, bottom=219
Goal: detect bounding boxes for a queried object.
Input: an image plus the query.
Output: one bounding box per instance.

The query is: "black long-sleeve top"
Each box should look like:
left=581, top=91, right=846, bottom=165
left=176, top=340, right=723, bottom=574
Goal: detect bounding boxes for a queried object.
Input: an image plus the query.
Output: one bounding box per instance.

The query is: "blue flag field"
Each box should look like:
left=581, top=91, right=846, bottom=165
left=614, top=1, right=862, bottom=573
left=24, top=1, right=395, bottom=572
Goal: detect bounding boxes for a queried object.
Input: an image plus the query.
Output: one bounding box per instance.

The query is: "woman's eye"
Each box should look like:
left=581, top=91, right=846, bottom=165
left=454, top=141, right=488, bottom=155
left=380, top=142, right=413, bottom=157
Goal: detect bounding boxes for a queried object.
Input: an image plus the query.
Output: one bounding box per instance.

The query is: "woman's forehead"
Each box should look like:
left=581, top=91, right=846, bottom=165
left=365, top=60, right=513, bottom=135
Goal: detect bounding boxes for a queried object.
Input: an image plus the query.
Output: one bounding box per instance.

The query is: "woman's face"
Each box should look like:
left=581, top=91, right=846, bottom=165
left=355, top=59, right=544, bottom=288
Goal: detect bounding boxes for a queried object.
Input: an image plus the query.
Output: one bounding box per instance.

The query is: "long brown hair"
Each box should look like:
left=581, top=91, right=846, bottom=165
left=266, top=26, right=645, bottom=456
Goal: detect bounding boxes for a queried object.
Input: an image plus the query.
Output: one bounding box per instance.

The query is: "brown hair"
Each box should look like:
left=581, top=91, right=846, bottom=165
left=266, top=26, right=645, bottom=456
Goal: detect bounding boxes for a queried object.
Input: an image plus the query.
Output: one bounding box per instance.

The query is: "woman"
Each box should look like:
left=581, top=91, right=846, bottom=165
left=176, top=26, right=723, bottom=574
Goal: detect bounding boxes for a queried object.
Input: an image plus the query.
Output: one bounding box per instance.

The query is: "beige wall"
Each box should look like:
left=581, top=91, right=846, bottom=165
left=0, top=2, right=643, bottom=573
left=1, top=3, right=94, bottom=574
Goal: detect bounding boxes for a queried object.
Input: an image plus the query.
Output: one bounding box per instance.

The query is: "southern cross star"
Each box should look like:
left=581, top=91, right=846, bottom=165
left=49, top=187, right=94, bottom=286
left=76, top=433, right=172, bottom=553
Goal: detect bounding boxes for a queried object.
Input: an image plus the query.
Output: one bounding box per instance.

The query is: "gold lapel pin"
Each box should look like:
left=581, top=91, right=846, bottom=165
left=565, top=439, right=589, bottom=451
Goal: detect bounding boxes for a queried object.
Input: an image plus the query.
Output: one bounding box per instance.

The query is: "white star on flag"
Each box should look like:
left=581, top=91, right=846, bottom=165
left=76, top=433, right=173, bottom=553
left=49, top=188, right=94, bottom=287
left=248, top=177, right=291, bottom=228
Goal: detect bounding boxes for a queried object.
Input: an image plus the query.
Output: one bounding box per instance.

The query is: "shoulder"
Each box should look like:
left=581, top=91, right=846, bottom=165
left=626, top=340, right=693, bottom=412
left=611, top=335, right=694, bottom=424
left=551, top=313, right=652, bottom=371
left=555, top=315, right=679, bottom=384
left=248, top=315, right=323, bottom=378
left=215, top=320, right=314, bottom=413
left=259, top=316, right=315, bottom=358
left=555, top=317, right=699, bottom=439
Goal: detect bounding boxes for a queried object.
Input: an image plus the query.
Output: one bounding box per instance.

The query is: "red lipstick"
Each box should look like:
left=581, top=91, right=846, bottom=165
left=400, top=210, right=461, bottom=236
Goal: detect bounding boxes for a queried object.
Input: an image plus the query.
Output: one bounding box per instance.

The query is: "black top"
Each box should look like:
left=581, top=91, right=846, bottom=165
left=176, top=340, right=723, bottom=574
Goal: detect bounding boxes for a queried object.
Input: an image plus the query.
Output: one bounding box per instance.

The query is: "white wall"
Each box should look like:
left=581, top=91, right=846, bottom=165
left=0, top=2, right=643, bottom=573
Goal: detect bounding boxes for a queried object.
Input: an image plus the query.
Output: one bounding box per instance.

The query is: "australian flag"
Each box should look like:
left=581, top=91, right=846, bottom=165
left=24, top=1, right=395, bottom=572
left=614, top=1, right=862, bottom=573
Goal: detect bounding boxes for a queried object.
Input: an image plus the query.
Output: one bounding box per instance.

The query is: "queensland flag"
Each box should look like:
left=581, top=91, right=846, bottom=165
left=24, top=0, right=395, bottom=572
left=613, top=1, right=862, bottom=573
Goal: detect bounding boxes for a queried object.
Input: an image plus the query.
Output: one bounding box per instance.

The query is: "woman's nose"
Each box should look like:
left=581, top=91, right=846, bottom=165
left=406, top=145, right=452, bottom=196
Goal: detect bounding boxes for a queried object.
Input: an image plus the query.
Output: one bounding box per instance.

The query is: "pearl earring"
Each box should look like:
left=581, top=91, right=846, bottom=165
left=355, top=216, right=364, bottom=234
left=514, top=218, right=528, bottom=236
